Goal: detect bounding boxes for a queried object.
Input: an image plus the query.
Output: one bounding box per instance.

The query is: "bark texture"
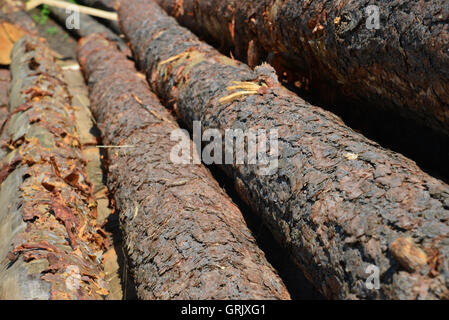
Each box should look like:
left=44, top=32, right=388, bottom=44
left=77, top=33, right=290, bottom=300
left=0, top=35, right=110, bottom=300
left=119, top=0, right=449, bottom=300
left=155, top=0, right=449, bottom=136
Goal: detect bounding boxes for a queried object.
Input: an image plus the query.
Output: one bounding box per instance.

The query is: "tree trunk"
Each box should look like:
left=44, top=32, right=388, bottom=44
left=155, top=0, right=449, bottom=137
left=77, top=33, right=291, bottom=300
left=119, top=0, right=449, bottom=300
left=0, top=35, right=110, bottom=300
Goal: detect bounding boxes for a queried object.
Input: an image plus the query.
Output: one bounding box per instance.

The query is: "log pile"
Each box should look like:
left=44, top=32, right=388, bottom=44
left=77, top=33, right=290, bottom=300
left=0, top=0, right=447, bottom=301
left=155, top=0, right=449, bottom=137
left=118, top=0, right=449, bottom=300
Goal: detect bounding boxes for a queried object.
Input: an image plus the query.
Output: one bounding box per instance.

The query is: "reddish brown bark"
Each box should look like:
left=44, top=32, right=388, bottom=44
left=155, top=0, right=449, bottom=137
left=119, top=0, right=449, bottom=299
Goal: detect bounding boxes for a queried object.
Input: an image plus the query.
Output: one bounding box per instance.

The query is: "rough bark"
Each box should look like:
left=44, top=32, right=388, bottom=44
left=119, top=0, right=449, bottom=300
left=0, top=35, right=110, bottom=300
left=155, top=0, right=449, bottom=137
left=77, top=33, right=291, bottom=300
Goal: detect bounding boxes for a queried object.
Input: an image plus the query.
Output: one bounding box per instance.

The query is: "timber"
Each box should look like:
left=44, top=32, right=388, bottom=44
left=0, top=35, right=111, bottom=300
left=48, top=2, right=129, bottom=53
left=118, top=0, right=449, bottom=299
left=25, top=0, right=118, bottom=21
left=77, top=33, right=291, bottom=300
left=155, top=0, right=449, bottom=136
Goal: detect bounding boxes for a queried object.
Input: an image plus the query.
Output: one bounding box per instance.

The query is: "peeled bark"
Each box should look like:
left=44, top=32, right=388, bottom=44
left=155, top=0, right=449, bottom=137
left=119, top=0, right=449, bottom=300
left=77, top=33, right=290, bottom=300
left=0, top=69, right=9, bottom=108
left=0, top=35, right=110, bottom=300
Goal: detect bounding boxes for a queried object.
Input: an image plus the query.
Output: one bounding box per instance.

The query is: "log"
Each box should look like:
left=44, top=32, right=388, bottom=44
left=59, top=58, right=125, bottom=300
left=119, top=0, right=449, bottom=300
left=0, top=35, right=110, bottom=300
left=26, top=0, right=118, bottom=21
left=155, top=0, right=449, bottom=137
left=0, top=3, right=38, bottom=34
left=77, top=33, right=291, bottom=300
left=76, top=0, right=121, bottom=34
left=48, top=2, right=129, bottom=53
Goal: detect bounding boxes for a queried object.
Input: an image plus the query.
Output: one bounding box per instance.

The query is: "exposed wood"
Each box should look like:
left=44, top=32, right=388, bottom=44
left=0, top=35, right=110, bottom=300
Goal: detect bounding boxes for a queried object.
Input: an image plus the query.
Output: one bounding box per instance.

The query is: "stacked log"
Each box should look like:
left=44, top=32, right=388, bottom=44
left=0, top=35, right=111, bottom=300
left=77, top=33, right=290, bottom=300
left=118, top=0, right=449, bottom=299
left=154, top=0, right=449, bottom=136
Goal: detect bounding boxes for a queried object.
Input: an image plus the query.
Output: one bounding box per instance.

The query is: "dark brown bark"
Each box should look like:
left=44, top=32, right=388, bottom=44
left=155, top=0, right=449, bottom=137
left=0, top=35, right=110, bottom=300
left=77, top=33, right=291, bottom=300
left=119, top=0, right=449, bottom=300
